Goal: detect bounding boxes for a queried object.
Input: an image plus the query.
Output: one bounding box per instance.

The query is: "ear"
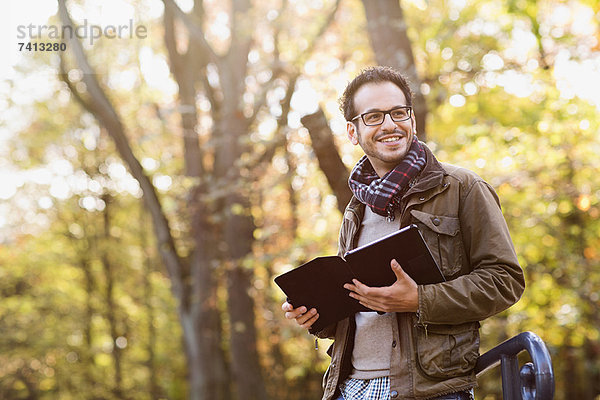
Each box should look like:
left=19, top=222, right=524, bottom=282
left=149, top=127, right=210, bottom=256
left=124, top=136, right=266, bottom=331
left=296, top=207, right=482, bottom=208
left=347, top=121, right=359, bottom=145
left=410, top=112, right=417, bottom=135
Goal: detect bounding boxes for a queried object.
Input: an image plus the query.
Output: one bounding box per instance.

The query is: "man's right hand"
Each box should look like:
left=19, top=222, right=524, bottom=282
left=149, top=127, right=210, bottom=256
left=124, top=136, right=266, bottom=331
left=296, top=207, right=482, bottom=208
left=282, top=301, right=319, bottom=329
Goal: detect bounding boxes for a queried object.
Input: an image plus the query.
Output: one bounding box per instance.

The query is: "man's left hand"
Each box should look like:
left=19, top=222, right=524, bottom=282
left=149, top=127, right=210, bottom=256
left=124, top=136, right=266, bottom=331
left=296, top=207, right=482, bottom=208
left=343, top=259, right=419, bottom=313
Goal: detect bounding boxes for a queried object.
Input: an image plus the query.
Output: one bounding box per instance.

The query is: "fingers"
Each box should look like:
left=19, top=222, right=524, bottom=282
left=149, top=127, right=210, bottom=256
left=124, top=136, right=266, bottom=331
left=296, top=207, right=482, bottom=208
left=298, top=309, right=319, bottom=329
left=353, top=290, right=392, bottom=312
left=344, top=279, right=370, bottom=295
left=345, top=281, right=375, bottom=309
left=352, top=279, right=369, bottom=292
left=340, top=261, right=419, bottom=313
left=344, top=279, right=394, bottom=312
left=390, top=259, right=407, bottom=280
left=284, top=305, right=306, bottom=320
left=351, top=292, right=386, bottom=312
left=282, top=302, right=319, bottom=328
left=391, top=259, right=417, bottom=287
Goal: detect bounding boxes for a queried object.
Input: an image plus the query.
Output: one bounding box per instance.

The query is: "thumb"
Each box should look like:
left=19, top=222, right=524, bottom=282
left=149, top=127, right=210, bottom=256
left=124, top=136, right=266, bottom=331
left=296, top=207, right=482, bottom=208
left=390, top=259, right=407, bottom=280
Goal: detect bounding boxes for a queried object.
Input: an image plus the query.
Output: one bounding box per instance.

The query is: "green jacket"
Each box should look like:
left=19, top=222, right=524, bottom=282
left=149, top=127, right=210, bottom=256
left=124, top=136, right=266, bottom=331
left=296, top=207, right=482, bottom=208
left=318, top=145, right=525, bottom=400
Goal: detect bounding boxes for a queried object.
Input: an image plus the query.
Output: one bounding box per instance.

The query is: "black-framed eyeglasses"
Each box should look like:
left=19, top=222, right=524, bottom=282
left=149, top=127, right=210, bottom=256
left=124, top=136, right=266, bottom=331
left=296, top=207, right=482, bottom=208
left=350, top=106, right=412, bottom=126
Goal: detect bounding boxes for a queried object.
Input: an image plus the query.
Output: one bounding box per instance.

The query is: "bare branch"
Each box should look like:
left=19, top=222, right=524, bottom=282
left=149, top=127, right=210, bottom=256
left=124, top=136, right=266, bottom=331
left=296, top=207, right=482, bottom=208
left=361, top=0, right=428, bottom=138
left=57, top=2, right=123, bottom=125
left=58, top=55, right=96, bottom=116
left=246, top=74, right=299, bottom=178
left=245, top=0, right=291, bottom=126
left=163, top=2, right=183, bottom=79
left=301, top=0, right=342, bottom=64
left=200, top=72, right=221, bottom=115
left=162, top=0, right=219, bottom=63
left=57, top=0, right=186, bottom=305
left=228, top=0, right=253, bottom=62
left=301, top=107, right=351, bottom=213
left=246, top=71, right=283, bottom=128
left=277, top=74, right=298, bottom=128
left=271, top=0, right=290, bottom=62
left=248, top=0, right=341, bottom=124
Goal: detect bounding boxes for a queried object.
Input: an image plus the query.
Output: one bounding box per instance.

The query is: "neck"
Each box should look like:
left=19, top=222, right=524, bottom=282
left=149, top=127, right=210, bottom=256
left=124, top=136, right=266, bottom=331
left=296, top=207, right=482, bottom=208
left=369, top=158, right=403, bottom=178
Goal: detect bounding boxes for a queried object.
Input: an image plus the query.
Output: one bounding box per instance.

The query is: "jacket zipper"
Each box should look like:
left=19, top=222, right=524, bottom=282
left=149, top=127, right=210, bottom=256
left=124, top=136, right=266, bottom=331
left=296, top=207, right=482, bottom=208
left=437, top=233, right=443, bottom=275
left=345, top=208, right=361, bottom=253
left=415, top=310, right=428, bottom=339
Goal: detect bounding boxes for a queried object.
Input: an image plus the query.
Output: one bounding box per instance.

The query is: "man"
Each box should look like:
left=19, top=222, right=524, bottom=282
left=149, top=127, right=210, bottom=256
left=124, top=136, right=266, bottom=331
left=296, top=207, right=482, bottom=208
left=282, top=66, right=525, bottom=400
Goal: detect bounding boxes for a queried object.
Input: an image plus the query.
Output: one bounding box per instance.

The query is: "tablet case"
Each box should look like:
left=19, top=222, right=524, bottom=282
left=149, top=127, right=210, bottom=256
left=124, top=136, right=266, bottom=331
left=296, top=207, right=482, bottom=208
left=274, top=224, right=445, bottom=332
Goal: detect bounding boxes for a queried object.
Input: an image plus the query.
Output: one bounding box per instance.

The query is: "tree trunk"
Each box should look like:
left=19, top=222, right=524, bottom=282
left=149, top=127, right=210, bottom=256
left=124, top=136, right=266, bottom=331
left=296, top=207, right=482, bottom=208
left=361, top=0, right=428, bottom=140
left=301, top=108, right=351, bottom=213
left=163, top=3, right=232, bottom=398
left=59, top=1, right=343, bottom=398
left=563, top=334, right=582, bottom=400
left=163, top=1, right=341, bottom=397
left=227, top=263, right=267, bottom=400
left=204, top=0, right=269, bottom=394
left=187, top=198, right=231, bottom=400
left=57, top=3, right=233, bottom=399
left=301, top=1, right=427, bottom=210
left=140, top=207, right=162, bottom=400
left=214, top=109, right=268, bottom=399
left=78, top=237, right=97, bottom=398
left=584, top=338, right=600, bottom=399
left=100, top=194, right=124, bottom=399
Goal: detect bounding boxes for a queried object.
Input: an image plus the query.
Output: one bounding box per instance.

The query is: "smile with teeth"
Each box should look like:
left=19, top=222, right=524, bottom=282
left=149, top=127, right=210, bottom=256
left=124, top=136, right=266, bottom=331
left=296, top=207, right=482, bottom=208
left=379, top=135, right=402, bottom=142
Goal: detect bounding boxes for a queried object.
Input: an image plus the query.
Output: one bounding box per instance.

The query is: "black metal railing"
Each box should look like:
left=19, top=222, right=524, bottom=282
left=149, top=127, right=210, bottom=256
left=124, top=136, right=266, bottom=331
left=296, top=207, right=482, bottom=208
left=474, top=331, right=555, bottom=400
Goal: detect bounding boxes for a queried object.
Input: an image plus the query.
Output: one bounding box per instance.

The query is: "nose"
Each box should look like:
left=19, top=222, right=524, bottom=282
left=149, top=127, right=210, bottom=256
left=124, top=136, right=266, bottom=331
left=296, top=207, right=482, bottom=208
left=380, top=112, right=397, bottom=130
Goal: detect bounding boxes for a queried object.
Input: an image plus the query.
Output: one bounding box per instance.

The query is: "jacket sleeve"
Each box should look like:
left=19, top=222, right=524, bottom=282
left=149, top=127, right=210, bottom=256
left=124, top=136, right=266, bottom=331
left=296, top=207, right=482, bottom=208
left=417, top=180, right=525, bottom=324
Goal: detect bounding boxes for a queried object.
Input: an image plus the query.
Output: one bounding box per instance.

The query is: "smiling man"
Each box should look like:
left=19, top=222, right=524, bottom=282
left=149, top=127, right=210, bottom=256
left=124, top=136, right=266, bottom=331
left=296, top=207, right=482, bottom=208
left=347, top=80, right=415, bottom=178
left=282, top=66, right=525, bottom=400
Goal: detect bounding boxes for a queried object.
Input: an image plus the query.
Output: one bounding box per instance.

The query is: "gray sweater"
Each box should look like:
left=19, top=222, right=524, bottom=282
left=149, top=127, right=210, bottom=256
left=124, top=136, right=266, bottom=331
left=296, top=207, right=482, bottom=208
left=349, top=207, right=399, bottom=380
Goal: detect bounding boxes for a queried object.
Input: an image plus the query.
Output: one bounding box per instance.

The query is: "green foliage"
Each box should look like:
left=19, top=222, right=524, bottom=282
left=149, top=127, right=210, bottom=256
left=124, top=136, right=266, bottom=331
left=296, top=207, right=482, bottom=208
left=428, top=36, right=600, bottom=400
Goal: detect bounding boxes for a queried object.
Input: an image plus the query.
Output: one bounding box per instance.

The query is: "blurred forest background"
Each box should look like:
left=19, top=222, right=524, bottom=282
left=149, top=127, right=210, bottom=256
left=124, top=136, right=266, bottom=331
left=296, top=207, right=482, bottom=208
left=1, top=0, right=599, bottom=399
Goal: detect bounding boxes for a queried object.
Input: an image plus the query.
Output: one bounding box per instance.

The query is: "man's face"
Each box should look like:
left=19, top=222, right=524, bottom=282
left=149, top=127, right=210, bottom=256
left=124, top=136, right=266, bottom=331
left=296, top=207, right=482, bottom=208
left=347, top=81, right=416, bottom=177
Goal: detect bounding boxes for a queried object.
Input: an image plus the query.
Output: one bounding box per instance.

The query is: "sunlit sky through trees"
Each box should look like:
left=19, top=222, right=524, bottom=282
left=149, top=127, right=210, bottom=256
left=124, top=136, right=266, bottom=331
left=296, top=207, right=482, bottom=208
left=2, top=0, right=599, bottom=231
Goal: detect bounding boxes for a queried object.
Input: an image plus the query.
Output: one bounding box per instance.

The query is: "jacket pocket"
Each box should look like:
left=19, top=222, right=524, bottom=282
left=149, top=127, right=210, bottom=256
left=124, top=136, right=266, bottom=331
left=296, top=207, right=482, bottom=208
left=413, top=321, right=480, bottom=380
left=410, top=210, right=462, bottom=277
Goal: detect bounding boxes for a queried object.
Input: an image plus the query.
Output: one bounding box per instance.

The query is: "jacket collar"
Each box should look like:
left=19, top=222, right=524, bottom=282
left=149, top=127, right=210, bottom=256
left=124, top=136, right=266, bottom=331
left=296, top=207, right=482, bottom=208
left=344, top=142, right=446, bottom=217
left=405, top=142, right=445, bottom=196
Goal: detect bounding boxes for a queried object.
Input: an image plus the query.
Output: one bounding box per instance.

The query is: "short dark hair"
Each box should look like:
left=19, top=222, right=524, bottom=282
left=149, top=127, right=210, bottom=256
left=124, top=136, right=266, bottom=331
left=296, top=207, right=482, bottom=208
left=339, top=66, right=414, bottom=121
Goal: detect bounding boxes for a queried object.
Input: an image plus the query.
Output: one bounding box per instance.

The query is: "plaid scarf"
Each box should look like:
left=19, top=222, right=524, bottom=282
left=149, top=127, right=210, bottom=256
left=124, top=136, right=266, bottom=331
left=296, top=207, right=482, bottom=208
left=348, top=137, right=426, bottom=220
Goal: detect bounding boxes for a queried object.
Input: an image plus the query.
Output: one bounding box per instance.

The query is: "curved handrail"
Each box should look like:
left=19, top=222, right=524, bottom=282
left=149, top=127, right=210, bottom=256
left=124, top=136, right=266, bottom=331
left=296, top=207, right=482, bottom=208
left=474, top=331, right=554, bottom=400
